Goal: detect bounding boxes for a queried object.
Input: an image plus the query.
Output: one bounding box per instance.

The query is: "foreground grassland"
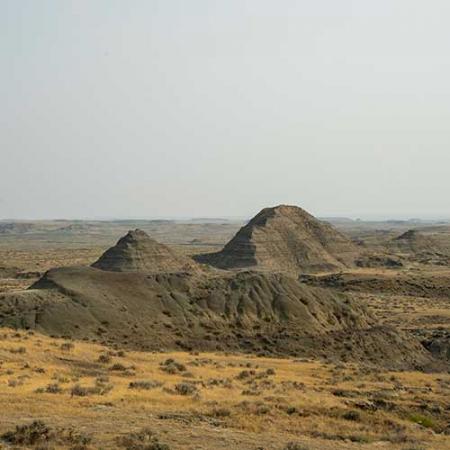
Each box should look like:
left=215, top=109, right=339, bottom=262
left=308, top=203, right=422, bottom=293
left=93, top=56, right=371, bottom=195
left=0, top=329, right=448, bottom=449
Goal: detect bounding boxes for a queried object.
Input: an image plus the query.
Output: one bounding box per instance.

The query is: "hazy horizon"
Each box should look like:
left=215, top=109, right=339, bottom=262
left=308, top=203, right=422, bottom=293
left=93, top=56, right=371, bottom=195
left=1, top=209, right=449, bottom=222
left=2, top=1, right=450, bottom=220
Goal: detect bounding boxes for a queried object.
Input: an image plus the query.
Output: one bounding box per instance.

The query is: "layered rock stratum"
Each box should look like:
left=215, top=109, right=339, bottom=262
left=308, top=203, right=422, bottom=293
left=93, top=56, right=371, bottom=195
left=195, top=205, right=360, bottom=273
left=92, top=229, right=197, bottom=273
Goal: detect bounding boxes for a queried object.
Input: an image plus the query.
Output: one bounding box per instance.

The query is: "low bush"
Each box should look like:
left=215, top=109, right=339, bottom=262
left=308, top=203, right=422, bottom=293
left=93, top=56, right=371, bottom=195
left=98, top=353, right=112, bottom=364
left=174, top=383, right=198, bottom=396
left=283, top=443, right=310, bottom=450
left=160, top=358, right=186, bottom=374
left=109, top=363, right=127, bottom=371
left=1, top=421, right=51, bottom=446
left=409, top=414, right=435, bottom=429
left=116, top=428, right=170, bottom=450
left=343, top=410, right=361, bottom=421
left=1, top=421, right=92, bottom=449
left=60, top=342, right=74, bottom=351
left=71, top=383, right=113, bottom=397
left=129, top=380, right=163, bottom=390
left=9, top=346, right=26, bottom=354
left=41, top=383, right=62, bottom=394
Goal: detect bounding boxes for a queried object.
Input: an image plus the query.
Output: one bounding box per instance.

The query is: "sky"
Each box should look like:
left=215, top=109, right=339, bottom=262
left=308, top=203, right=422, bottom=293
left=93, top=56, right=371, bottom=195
left=1, top=0, right=449, bottom=220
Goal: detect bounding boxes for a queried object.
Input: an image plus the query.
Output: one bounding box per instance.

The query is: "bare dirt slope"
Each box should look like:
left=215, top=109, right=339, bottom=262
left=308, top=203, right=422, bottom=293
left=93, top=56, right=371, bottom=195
left=195, top=205, right=360, bottom=273
left=92, top=229, right=198, bottom=273
left=0, top=264, right=432, bottom=369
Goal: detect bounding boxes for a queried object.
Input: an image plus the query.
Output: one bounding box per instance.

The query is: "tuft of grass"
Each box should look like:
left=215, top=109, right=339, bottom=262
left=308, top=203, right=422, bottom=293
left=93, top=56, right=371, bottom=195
left=37, top=383, right=62, bottom=394
left=71, top=383, right=113, bottom=397
left=283, top=443, right=310, bottom=450
left=342, top=410, right=361, bottom=421
left=409, top=414, right=435, bottom=429
left=98, top=353, right=112, bottom=363
left=109, top=363, right=127, bottom=371
left=160, top=358, right=186, bottom=374
left=174, top=383, right=198, bottom=396
left=60, top=342, right=74, bottom=352
left=116, top=427, right=170, bottom=450
left=9, top=346, right=26, bottom=354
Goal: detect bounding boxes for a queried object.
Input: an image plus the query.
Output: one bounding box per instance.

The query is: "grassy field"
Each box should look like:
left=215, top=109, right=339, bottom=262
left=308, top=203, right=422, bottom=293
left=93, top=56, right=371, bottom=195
left=0, top=328, right=449, bottom=449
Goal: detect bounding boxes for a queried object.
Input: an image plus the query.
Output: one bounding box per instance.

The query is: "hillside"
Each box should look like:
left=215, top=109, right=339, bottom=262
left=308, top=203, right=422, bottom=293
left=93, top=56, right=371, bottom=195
left=0, top=264, right=431, bottom=369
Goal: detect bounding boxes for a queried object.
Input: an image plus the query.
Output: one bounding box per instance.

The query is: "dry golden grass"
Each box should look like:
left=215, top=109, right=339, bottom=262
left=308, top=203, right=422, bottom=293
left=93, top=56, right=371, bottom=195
left=0, top=328, right=448, bottom=449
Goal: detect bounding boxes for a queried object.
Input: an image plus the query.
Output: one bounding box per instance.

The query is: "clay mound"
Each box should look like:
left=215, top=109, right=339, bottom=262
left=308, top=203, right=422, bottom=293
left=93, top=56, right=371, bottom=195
left=92, top=229, right=197, bottom=273
left=195, top=205, right=359, bottom=273
left=392, top=229, right=441, bottom=253
left=389, top=229, right=450, bottom=265
left=0, top=266, right=433, bottom=369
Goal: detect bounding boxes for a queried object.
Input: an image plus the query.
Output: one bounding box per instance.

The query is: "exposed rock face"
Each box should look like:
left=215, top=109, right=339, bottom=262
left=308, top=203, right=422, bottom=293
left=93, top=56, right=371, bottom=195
left=196, top=205, right=359, bottom=273
left=92, top=229, right=196, bottom=273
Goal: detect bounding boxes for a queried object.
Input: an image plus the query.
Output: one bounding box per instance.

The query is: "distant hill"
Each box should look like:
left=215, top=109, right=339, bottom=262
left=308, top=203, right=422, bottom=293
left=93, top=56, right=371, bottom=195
left=387, top=229, right=450, bottom=265
left=195, top=205, right=360, bottom=273
left=0, top=222, right=35, bottom=234
left=92, top=229, right=198, bottom=273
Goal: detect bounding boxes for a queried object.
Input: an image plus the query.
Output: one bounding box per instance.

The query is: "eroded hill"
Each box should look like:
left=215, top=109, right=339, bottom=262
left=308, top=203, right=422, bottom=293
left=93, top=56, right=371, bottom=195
left=195, top=205, right=361, bottom=273
left=0, top=263, right=432, bottom=369
left=0, top=208, right=447, bottom=371
left=92, top=229, right=198, bottom=273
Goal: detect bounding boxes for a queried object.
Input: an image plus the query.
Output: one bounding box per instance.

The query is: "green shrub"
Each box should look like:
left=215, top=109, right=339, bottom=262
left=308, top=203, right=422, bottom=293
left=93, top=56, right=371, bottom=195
left=409, top=414, right=435, bottom=429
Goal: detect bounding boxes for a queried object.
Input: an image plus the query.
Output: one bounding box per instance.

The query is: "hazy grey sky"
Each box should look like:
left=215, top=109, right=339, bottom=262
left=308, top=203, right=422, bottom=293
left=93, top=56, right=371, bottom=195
left=1, top=0, right=449, bottom=220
